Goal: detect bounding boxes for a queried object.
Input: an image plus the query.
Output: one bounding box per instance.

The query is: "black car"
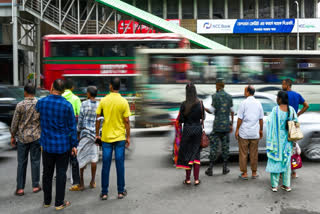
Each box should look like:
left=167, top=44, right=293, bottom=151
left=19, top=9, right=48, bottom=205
left=0, top=85, right=49, bottom=126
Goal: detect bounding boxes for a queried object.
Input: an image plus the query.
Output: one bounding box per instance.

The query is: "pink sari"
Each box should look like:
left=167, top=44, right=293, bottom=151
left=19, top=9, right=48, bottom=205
left=174, top=113, right=182, bottom=165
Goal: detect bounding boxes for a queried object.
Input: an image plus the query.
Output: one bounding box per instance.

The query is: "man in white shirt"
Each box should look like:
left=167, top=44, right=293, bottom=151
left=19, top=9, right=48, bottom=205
left=235, top=85, right=264, bottom=180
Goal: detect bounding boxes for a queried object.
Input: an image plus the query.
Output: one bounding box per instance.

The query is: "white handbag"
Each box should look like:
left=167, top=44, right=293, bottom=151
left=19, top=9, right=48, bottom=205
left=288, top=121, right=303, bottom=142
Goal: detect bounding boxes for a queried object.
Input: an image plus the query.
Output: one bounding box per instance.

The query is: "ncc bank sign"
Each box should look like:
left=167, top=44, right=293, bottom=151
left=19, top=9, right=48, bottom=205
left=198, top=18, right=320, bottom=34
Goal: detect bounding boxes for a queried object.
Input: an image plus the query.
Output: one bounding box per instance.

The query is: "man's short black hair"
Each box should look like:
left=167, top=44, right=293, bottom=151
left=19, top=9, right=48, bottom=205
left=53, top=79, right=65, bottom=93
left=283, top=79, right=293, bottom=87
left=110, top=78, right=120, bottom=91
left=65, top=79, right=74, bottom=90
left=24, top=83, right=36, bottom=95
left=247, top=85, right=255, bottom=96
left=87, top=86, right=97, bottom=98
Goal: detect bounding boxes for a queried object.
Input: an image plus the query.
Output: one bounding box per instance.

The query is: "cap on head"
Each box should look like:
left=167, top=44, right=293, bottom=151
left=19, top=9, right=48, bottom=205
left=216, top=78, right=225, bottom=88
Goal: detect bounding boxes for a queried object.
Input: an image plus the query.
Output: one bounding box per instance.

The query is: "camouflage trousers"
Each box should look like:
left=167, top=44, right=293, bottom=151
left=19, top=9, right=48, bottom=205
left=208, top=132, right=230, bottom=162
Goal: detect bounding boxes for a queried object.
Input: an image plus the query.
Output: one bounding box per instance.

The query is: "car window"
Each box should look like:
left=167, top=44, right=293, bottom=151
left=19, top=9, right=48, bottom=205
left=232, top=96, right=246, bottom=113
left=0, top=88, right=7, bottom=97
left=232, top=96, right=276, bottom=115
left=255, top=97, right=277, bottom=114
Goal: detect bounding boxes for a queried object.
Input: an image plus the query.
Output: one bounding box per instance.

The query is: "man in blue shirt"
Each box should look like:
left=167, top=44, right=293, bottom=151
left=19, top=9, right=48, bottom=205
left=282, top=78, right=309, bottom=179
left=282, top=79, right=309, bottom=116
left=36, top=79, right=77, bottom=211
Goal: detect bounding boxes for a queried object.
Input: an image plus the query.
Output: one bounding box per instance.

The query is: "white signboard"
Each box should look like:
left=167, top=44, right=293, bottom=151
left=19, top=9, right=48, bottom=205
left=197, top=19, right=236, bottom=34
left=292, top=18, right=320, bottom=33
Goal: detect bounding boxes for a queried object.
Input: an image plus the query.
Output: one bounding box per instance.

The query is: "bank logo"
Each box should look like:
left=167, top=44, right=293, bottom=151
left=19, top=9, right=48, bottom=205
left=203, top=22, right=212, bottom=29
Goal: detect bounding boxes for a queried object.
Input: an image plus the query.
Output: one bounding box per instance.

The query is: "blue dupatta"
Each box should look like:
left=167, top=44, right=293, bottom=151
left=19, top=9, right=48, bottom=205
left=266, top=106, right=297, bottom=165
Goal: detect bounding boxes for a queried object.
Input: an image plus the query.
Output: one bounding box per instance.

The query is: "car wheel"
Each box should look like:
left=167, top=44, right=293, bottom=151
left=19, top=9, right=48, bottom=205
left=303, top=141, right=320, bottom=161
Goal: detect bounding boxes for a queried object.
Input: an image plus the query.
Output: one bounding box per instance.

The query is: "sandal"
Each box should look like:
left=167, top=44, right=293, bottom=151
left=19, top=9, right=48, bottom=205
left=33, top=186, right=42, bottom=193
left=118, top=190, right=127, bottom=199
left=55, top=200, right=71, bottom=211
left=15, top=190, right=24, bottom=196
left=194, top=180, right=201, bottom=186
left=100, top=194, right=108, bottom=200
left=281, top=185, right=292, bottom=192
left=252, top=175, right=259, bottom=179
left=69, top=185, right=83, bottom=191
left=238, top=173, right=248, bottom=180
left=271, top=187, right=278, bottom=192
left=183, top=180, right=191, bottom=185
left=43, top=204, right=51, bottom=208
left=90, top=182, right=96, bottom=189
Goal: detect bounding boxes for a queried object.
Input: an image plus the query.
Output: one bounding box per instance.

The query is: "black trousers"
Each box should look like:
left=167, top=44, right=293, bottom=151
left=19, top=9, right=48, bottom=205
left=70, top=155, right=80, bottom=185
left=42, top=151, right=69, bottom=207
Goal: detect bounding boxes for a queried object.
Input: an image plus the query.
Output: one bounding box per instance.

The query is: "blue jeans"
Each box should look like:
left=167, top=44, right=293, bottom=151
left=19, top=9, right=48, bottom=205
left=16, top=140, right=41, bottom=190
left=101, top=141, right=126, bottom=195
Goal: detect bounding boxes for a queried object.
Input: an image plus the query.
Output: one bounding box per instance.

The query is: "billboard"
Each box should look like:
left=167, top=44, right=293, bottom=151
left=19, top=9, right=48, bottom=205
left=198, top=18, right=320, bottom=34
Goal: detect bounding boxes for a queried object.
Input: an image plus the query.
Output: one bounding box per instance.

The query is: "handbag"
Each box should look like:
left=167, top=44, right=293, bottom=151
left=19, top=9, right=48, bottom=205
left=291, top=154, right=302, bottom=170
left=200, top=101, right=209, bottom=148
left=288, top=121, right=304, bottom=142
left=287, top=107, right=303, bottom=142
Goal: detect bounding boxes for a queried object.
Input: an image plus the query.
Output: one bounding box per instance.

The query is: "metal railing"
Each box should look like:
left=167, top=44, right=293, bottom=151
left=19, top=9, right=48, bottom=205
left=20, top=0, right=115, bottom=34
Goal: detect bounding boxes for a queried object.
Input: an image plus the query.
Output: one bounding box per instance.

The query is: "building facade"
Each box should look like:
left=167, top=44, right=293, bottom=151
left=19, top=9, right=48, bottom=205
left=127, top=0, right=320, bottom=50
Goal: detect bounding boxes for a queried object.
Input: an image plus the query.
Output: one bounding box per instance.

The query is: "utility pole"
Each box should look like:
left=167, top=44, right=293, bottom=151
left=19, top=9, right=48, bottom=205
left=12, top=0, right=19, bottom=86
left=294, top=1, right=299, bottom=50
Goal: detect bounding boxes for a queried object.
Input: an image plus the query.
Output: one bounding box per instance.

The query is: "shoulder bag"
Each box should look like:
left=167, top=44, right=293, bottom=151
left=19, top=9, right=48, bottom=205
left=200, top=101, right=209, bottom=148
left=287, top=108, right=303, bottom=142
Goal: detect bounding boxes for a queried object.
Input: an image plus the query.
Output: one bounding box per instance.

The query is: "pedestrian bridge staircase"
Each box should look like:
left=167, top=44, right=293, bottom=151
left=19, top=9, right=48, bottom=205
left=20, top=0, right=229, bottom=49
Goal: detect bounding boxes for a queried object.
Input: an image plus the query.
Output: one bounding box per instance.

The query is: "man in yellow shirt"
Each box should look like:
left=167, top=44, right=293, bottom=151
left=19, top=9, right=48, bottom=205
left=96, top=77, right=131, bottom=200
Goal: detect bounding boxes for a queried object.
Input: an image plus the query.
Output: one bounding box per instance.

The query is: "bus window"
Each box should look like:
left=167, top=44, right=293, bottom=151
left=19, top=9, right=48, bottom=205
left=71, top=43, right=88, bottom=57
left=51, top=42, right=71, bottom=57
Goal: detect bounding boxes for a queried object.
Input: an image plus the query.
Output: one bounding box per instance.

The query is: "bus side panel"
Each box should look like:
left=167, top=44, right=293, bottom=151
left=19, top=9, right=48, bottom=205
left=43, top=65, right=64, bottom=90
left=43, top=40, right=50, bottom=57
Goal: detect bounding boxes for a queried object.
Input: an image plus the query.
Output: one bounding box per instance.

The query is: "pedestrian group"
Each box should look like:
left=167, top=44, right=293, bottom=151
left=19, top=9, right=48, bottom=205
left=10, top=77, right=308, bottom=210
left=175, top=79, right=308, bottom=193
left=11, top=78, right=131, bottom=210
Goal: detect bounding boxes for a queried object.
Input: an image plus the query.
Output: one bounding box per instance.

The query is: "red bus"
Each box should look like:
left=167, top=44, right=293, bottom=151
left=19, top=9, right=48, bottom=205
left=42, top=34, right=189, bottom=114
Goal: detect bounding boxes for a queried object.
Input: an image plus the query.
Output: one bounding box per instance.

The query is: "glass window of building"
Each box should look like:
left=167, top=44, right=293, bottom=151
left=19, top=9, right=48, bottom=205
left=205, top=35, right=226, bottom=46
left=259, top=36, right=272, bottom=49
left=228, top=36, right=241, bottom=49
left=136, top=0, right=148, bottom=11
left=182, top=0, right=194, bottom=19
left=243, top=36, right=257, bottom=49
left=228, top=0, right=240, bottom=19
left=259, top=0, right=270, bottom=18
left=243, top=0, right=256, bottom=19
left=122, top=0, right=132, bottom=4
left=213, top=0, right=225, bottom=19
left=167, top=0, right=179, bottom=19
left=289, top=0, right=298, bottom=18
left=305, top=0, right=315, bottom=18
left=289, top=35, right=302, bottom=50
left=274, top=0, right=285, bottom=18
left=305, top=35, right=315, bottom=50
left=198, top=0, right=209, bottom=19
left=151, top=0, right=163, bottom=17
left=274, top=36, right=286, bottom=50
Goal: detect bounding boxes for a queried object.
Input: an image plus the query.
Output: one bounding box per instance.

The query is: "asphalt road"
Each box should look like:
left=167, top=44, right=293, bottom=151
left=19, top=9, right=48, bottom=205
left=0, top=130, right=320, bottom=214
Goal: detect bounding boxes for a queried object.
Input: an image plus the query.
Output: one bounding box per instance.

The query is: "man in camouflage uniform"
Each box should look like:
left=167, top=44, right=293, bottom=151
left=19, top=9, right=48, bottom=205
left=205, top=79, right=234, bottom=176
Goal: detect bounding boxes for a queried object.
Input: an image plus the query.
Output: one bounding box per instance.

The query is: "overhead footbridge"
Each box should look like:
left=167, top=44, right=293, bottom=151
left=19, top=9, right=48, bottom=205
left=20, top=0, right=229, bottom=49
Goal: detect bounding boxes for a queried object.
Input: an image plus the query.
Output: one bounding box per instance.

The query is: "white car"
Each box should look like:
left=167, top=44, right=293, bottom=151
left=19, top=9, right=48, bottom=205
left=169, top=92, right=320, bottom=161
left=0, top=121, right=11, bottom=151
